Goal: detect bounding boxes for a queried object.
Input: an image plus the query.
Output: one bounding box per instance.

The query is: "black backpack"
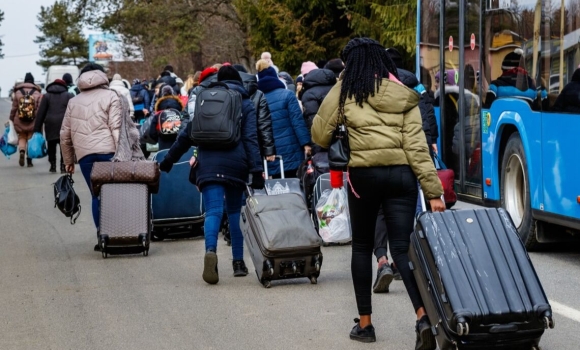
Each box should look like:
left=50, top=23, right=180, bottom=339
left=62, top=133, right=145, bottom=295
left=189, top=82, right=242, bottom=149
left=131, top=90, right=144, bottom=104
left=53, top=175, right=81, bottom=224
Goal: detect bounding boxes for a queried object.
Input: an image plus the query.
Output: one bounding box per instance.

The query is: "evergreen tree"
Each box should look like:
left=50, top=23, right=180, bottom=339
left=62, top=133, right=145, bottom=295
left=0, top=9, right=4, bottom=59
left=34, top=1, right=88, bottom=70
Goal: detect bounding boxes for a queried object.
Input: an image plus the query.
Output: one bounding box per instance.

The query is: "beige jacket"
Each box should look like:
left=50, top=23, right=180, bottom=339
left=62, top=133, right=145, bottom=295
left=109, top=76, right=134, bottom=117
left=311, top=78, right=443, bottom=200
left=60, top=70, right=122, bottom=165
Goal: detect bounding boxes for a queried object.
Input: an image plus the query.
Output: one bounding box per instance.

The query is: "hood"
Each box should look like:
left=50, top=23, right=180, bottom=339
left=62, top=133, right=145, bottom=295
left=278, top=72, right=294, bottom=86
left=159, top=75, right=177, bottom=87
left=78, top=70, right=110, bottom=91
left=46, top=81, right=68, bottom=93
left=200, top=74, right=218, bottom=88
left=131, top=84, right=144, bottom=92
left=112, top=74, right=122, bottom=81
left=351, top=78, right=420, bottom=114
left=239, top=72, right=258, bottom=96
left=109, top=79, right=127, bottom=89
left=224, top=80, right=250, bottom=99
left=154, top=95, right=184, bottom=111
left=303, top=69, right=336, bottom=90
left=14, top=82, right=41, bottom=91
left=396, top=68, right=419, bottom=89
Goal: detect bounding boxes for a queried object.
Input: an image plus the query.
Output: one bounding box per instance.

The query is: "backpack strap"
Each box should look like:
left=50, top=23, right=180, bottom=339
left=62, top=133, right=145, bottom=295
left=208, top=81, right=229, bottom=89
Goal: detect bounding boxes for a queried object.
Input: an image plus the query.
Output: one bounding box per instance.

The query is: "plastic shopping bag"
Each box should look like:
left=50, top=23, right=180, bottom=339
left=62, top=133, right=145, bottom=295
left=7, top=121, right=18, bottom=145
left=27, top=132, right=48, bottom=159
left=315, top=187, right=352, bottom=243
left=1, top=124, right=17, bottom=159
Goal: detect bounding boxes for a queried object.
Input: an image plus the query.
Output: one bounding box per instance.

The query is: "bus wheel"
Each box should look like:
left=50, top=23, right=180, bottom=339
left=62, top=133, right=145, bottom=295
left=500, top=133, right=538, bottom=250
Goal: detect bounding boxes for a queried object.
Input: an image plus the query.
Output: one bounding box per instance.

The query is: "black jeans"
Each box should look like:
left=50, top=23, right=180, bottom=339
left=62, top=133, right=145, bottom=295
left=348, top=165, right=423, bottom=315
left=374, top=207, right=388, bottom=260
left=47, top=140, right=63, bottom=165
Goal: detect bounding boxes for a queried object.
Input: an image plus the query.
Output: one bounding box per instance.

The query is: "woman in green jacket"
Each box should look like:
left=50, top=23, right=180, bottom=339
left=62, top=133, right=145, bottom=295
left=312, top=38, right=444, bottom=349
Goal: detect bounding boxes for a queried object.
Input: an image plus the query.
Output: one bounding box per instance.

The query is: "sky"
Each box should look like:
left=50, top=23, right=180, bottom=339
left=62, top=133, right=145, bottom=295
left=0, top=0, right=67, bottom=98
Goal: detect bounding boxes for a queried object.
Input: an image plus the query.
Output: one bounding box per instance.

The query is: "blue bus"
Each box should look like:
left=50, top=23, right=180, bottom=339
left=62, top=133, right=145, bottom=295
left=417, top=0, right=580, bottom=249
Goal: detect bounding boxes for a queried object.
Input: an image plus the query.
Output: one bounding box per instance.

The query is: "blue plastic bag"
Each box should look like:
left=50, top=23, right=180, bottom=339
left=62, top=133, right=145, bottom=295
left=27, top=132, right=48, bottom=159
left=0, top=125, right=17, bottom=159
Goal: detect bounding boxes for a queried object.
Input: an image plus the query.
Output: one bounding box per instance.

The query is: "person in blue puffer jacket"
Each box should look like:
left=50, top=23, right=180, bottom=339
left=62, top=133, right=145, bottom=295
left=257, top=62, right=311, bottom=178
left=158, top=66, right=263, bottom=285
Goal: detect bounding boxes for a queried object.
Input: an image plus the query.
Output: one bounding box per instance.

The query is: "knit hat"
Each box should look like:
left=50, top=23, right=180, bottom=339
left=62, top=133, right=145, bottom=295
left=300, top=61, right=318, bottom=76
left=62, top=73, right=74, bottom=85
left=164, top=65, right=174, bottom=73
left=53, top=79, right=66, bottom=86
left=386, top=48, right=403, bottom=69
left=217, top=65, right=243, bottom=83
left=24, top=73, right=34, bottom=83
left=80, top=63, right=105, bottom=74
left=296, top=75, right=303, bottom=84
left=502, top=51, right=522, bottom=70
left=161, top=85, right=174, bottom=96
left=258, top=66, right=278, bottom=81
left=324, top=59, right=345, bottom=75
left=112, top=73, right=122, bottom=81
left=199, top=67, right=219, bottom=83
left=233, top=64, right=248, bottom=73
left=133, top=79, right=141, bottom=85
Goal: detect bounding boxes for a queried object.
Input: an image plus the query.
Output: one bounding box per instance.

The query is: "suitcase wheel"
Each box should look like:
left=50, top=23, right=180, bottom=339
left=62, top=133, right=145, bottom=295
left=310, top=276, right=318, bottom=284
left=101, top=242, right=108, bottom=259
left=262, top=280, right=272, bottom=288
left=456, top=321, right=469, bottom=336
left=141, top=236, right=149, bottom=257
left=315, top=262, right=321, bottom=272
left=544, top=316, right=555, bottom=329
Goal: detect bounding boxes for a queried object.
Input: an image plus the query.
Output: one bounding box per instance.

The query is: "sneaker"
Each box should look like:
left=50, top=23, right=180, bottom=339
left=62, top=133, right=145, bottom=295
left=202, top=250, right=219, bottom=284
left=233, top=260, right=249, bottom=277
left=373, top=263, right=394, bottom=293
left=349, top=318, right=376, bottom=343
left=392, top=262, right=402, bottom=280
left=415, top=315, right=436, bottom=350
left=19, top=151, right=25, bottom=167
left=27, top=158, right=33, bottom=167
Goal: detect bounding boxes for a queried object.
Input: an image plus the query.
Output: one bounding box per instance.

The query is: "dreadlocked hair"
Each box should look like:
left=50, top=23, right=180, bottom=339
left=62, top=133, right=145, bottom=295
left=339, top=38, right=400, bottom=115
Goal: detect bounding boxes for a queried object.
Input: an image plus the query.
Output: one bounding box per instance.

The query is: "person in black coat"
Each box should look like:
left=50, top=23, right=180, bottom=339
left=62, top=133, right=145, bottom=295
left=159, top=66, right=263, bottom=284
left=33, top=79, right=73, bottom=173
left=552, top=68, right=580, bottom=114
left=233, top=64, right=277, bottom=160
left=149, top=85, right=185, bottom=150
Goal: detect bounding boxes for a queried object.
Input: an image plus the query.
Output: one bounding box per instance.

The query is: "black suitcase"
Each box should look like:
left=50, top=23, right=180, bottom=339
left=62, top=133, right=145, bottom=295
left=409, top=207, right=554, bottom=350
left=240, top=187, right=323, bottom=288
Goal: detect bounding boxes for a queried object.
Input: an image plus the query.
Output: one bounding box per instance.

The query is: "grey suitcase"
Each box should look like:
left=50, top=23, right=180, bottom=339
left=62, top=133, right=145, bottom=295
left=98, top=183, right=151, bottom=258
left=240, top=190, right=323, bottom=288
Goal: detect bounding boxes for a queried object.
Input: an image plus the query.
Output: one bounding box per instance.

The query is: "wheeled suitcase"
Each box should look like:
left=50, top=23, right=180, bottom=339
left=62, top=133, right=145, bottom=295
left=98, top=183, right=151, bottom=258
left=259, top=156, right=304, bottom=200
left=409, top=205, right=554, bottom=349
left=151, top=148, right=204, bottom=240
left=240, top=188, right=323, bottom=288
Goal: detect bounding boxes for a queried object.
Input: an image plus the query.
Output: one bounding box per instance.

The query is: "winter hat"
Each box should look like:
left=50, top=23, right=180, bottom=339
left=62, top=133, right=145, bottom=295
left=295, top=75, right=304, bottom=84
left=161, top=85, right=174, bottom=96
left=164, top=65, right=174, bottom=73
left=53, top=79, right=66, bottom=86
left=222, top=62, right=232, bottom=66
left=324, top=58, right=345, bottom=76
left=199, top=67, right=218, bottom=83
left=217, top=65, right=243, bottom=83
left=80, top=63, right=105, bottom=75
left=133, top=79, right=141, bottom=85
left=300, top=61, right=318, bottom=76
left=258, top=66, right=278, bottom=81
left=62, top=73, right=74, bottom=85
left=24, top=73, right=34, bottom=83
left=386, top=48, right=403, bottom=69
left=317, top=60, right=328, bottom=69
left=502, top=50, right=522, bottom=70
left=233, top=64, right=248, bottom=73
left=112, top=74, right=122, bottom=81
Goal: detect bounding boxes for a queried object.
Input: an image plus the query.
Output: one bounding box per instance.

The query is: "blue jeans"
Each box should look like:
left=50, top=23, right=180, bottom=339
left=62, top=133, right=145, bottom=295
left=201, top=183, right=244, bottom=260
left=78, top=153, right=115, bottom=230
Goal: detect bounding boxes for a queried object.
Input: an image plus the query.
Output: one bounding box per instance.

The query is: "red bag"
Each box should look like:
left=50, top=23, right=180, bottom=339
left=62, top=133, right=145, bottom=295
left=434, top=155, right=457, bottom=208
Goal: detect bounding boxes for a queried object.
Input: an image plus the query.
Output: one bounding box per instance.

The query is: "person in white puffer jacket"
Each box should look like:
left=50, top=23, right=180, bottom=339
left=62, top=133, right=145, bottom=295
left=109, top=73, right=134, bottom=118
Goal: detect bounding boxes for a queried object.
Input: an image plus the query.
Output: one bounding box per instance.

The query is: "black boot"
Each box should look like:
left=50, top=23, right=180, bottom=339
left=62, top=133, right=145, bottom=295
left=415, top=315, right=436, bottom=350
left=49, top=162, right=56, bottom=173
left=27, top=158, right=33, bottom=167
left=19, top=150, right=25, bottom=167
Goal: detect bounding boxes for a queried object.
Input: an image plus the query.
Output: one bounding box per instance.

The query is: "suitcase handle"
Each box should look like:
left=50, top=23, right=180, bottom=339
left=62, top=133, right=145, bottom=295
left=263, top=155, right=284, bottom=179
left=418, top=188, right=445, bottom=213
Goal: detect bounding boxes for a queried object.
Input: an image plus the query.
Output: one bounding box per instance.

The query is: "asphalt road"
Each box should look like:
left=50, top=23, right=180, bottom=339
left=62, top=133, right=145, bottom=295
left=1, top=98, right=579, bottom=350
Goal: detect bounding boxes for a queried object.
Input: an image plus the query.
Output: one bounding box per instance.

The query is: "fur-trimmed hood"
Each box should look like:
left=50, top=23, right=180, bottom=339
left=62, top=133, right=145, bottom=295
left=154, top=94, right=184, bottom=112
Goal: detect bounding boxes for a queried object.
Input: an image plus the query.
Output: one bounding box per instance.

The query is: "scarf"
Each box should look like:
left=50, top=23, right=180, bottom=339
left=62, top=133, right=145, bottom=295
left=112, top=90, right=146, bottom=162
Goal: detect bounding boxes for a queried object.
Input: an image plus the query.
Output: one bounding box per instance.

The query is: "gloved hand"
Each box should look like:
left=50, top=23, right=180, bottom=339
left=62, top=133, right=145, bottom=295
left=159, top=158, right=173, bottom=173
left=251, top=172, right=265, bottom=190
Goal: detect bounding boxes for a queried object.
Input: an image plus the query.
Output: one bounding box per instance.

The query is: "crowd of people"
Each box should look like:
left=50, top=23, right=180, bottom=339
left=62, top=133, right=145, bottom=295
left=6, top=38, right=446, bottom=349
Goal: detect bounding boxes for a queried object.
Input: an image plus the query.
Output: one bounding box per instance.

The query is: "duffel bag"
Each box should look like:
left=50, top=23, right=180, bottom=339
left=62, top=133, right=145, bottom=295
left=90, top=160, right=160, bottom=196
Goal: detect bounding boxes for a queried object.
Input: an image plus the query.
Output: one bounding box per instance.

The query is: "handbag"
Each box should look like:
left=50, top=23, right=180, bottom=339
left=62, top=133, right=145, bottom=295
left=328, top=111, right=350, bottom=170
left=53, top=174, right=81, bottom=225
left=90, top=161, right=160, bottom=196
left=433, top=154, right=457, bottom=208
